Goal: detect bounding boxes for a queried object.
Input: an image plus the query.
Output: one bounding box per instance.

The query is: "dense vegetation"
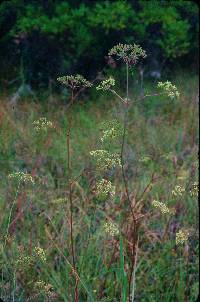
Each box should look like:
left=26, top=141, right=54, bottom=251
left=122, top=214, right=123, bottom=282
left=0, top=69, right=199, bottom=301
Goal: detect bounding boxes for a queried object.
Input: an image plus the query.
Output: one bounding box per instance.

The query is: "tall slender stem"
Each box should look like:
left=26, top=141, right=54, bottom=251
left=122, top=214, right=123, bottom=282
left=67, top=89, right=79, bottom=301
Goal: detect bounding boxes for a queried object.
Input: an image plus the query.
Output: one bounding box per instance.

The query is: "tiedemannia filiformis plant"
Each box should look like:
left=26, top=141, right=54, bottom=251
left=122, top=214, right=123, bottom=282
left=4, top=44, right=198, bottom=302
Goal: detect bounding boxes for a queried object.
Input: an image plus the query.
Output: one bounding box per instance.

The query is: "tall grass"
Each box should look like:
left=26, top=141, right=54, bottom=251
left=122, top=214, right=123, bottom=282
left=0, top=67, right=199, bottom=301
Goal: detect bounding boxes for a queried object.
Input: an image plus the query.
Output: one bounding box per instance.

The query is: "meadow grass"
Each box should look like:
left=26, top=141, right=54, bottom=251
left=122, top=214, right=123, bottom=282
left=0, top=71, right=199, bottom=301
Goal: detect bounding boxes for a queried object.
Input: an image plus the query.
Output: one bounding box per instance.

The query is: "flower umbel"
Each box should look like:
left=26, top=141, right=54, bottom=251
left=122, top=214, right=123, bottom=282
left=96, top=179, right=115, bottom=198
left=152, top=200, right=174, bottom=214
left=33, top=117, right=54, bottom=132
left=34, top=246, right=46, bottom=262
left=103, top=221, right=119, bottom=237
left=34, top=280, right=53, bottom=295
left=176, top=229, right=189, bottom=245
left=108, top=43, right=147, bottom=65
left=96, top=77, right=115, bottom=91
left=172, top=185, right=185, bottom=197
left=57, top=74, right=92, bottom=89
left=100, top=120, right=122, bottom=142
left=157, top=81, right=180, bottom=99
left=190, top=182, right=199, bottom=197
left=90, top=149, right=121, bottom=170
left=8, top=172, right=34, bottom=184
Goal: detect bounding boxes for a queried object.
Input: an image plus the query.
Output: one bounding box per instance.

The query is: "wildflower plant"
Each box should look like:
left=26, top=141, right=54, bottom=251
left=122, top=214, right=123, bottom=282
left=93, top=43, right=184, bottom=301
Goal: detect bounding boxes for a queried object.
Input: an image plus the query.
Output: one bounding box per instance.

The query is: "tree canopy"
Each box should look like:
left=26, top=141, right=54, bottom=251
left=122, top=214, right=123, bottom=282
left=0, top=0, right=198, bottom=87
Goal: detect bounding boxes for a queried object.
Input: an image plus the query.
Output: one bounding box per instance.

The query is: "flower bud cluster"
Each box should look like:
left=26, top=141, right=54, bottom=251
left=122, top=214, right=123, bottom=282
left=96, top=179, right=115, bottom=198
left=108, top=43, right=147, bottom=65
left=8, top=172, right=34, bottom=184
left=96, top=77, right=115, bottom=91
left=33, top=117, right=54, bottom=132
left=152, top=200, right=174, bottom=214
left=176, top=229, right=189, bottom=245
left=57, top=74, right=92, bottom=89
left=90, top=149, right=121, bottom=170
left=157, top=81, right=180, bottom=99
left=172, top=185, right=185, bottom=197
left=103, top=221, right=119, bottom=237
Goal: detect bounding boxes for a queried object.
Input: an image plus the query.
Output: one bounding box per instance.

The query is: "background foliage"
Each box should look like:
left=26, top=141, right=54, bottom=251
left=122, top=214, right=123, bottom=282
left=0, top=0, right=199, bottom=87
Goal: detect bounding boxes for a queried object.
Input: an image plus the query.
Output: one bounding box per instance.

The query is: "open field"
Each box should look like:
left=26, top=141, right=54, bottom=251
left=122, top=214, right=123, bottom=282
left=0, top=72, right=199, bottom=301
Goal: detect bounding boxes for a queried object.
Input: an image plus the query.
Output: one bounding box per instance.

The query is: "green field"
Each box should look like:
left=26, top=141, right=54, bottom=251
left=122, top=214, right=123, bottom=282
left=0, top=71, right=199, bottom=301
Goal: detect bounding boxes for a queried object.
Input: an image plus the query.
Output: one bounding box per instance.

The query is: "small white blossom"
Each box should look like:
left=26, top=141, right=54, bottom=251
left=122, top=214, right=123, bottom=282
left=172, top=185, right=185, bottom=197
left=8, top=172, right=34, bottom=184
left=96, top=179, right=115, bottom=198
left=157, top=81, right=180, bottom=99
left=33, top=117, right=54, bottom=132
left=152, top=200, right=174, bottom=214
left=103, top=221, right=119, bottom=237
left=96, top=77, right=115, bottom=91
left=176, top=229, right=189, bottom=245
left=90, top=149, right=121, bottom=170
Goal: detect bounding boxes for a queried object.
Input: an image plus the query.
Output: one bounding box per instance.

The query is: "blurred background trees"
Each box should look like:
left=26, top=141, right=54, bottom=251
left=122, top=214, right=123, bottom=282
left=0, top=0, right=199, bottom=89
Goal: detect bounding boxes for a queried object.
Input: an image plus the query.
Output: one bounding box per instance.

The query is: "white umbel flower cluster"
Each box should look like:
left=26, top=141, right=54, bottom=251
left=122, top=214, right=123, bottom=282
left=176, top=229, right=189, bottom=245
left=96, top=179, right=115, bottom=198
left=172, top=185, right=185, bottom=197
left=152, top=200, right=174, bottom=214
left=90, top=149, right=121, bottom=170
left=157, top=81, right=180, bottom=99
left=96, top=77, right=115, bottom=91
left=103, top=221, right=119, bottom=237
left=33, top=117, right=54, bottom=132
left=8, top=171, right=34, bottom=184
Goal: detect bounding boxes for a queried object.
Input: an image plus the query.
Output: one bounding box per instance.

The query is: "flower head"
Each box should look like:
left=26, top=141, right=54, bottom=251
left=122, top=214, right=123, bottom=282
left=96, top=179, right=115, bottom=199
left=157, top=81, right=180, bottom=99
left=152, top=200, right=174, bottom=214
left=8, top=172, right=34, bottom=184
left=90, top=149, right=121, bottom=170
left=176, top=229, right=189, bottom=245
left=108, top=43, right=147, bottom=65
left=33, top=117, right=54, bottom=132
left=57, top=74, right=92, bottom=89
left=96, top=77, right=115, bottom=91
left=99, top=120, right=122, bottom=142
left=103, top=221, right=119, bottom=237
left=34, top=246, right=46, bottom=262
left=172, top=185, right=185, bottom=197
left=190, top=182, right=199, bottom=197
left=34, top=280, right=53, bottom=295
